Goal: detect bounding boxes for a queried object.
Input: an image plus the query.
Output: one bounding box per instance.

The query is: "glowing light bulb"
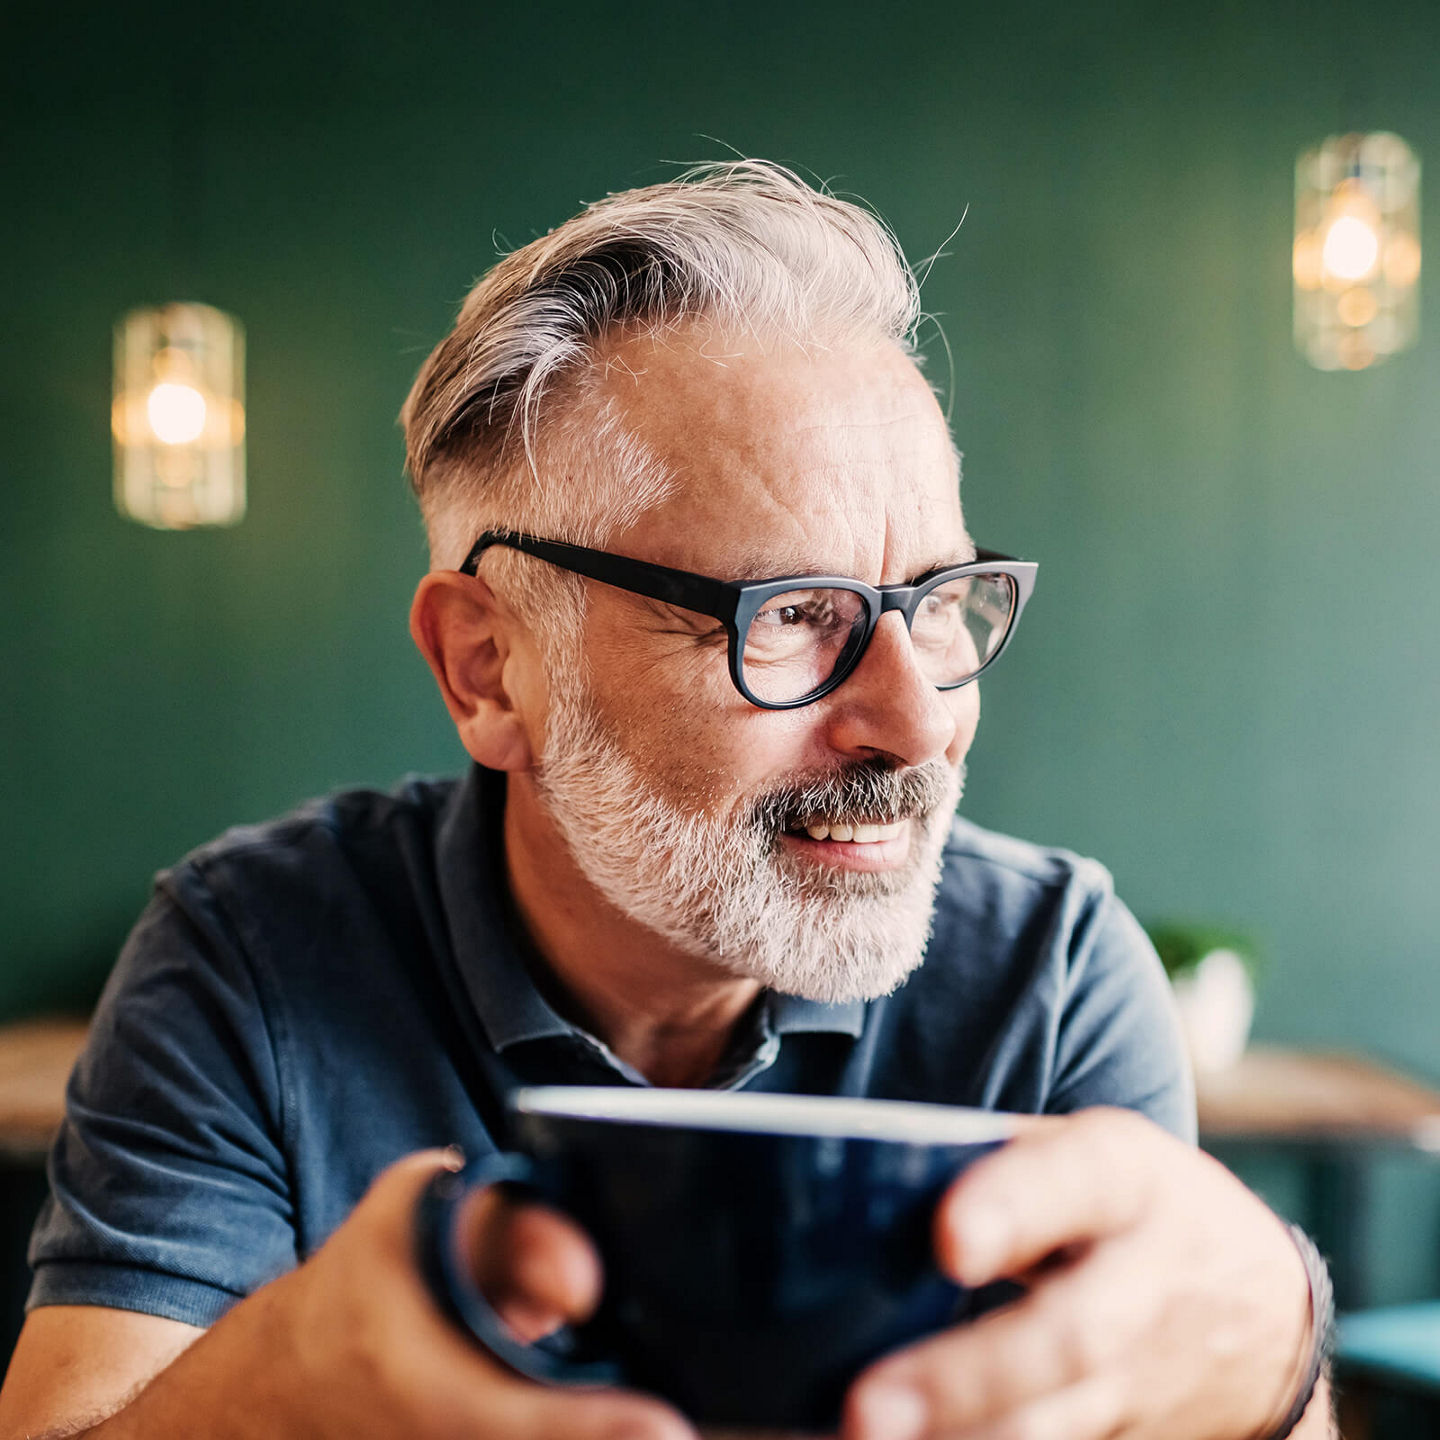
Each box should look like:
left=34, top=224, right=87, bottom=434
left=146, top=382, right=208, bottom=445
left=1321, top=215, right=1381, bottom=283
left=1295, top=134, right=1419, bottom=370
left=114, top=303, right=245, bottom=527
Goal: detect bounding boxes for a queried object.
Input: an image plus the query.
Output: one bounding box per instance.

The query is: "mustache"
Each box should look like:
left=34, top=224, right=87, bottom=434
left=751, top=759, right=958, bottom=833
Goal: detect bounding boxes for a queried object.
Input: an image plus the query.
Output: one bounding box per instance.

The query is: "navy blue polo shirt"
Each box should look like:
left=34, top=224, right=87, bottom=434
left=28, top=765, right=1194, bottom=1327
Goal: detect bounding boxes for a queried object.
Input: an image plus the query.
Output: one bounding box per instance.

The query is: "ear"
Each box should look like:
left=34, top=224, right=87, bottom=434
left=410, top=572, right=539, bottom=772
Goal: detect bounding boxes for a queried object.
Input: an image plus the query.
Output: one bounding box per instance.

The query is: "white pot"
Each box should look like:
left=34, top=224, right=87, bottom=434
left=1169, top=949, right=1255, bottom=1073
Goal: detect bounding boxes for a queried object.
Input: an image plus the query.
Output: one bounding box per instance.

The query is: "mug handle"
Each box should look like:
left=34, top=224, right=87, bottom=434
left=415, top=1153, right=625, bottom=1388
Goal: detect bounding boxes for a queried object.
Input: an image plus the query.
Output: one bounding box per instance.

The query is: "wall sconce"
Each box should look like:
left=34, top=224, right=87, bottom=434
left=112, top=302, right=246, bottom=528
left=1293, top=132, right=1421, bottom=371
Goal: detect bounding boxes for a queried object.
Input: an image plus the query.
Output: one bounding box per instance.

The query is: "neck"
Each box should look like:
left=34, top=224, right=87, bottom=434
left=502, top=774, right=762, bottom=1088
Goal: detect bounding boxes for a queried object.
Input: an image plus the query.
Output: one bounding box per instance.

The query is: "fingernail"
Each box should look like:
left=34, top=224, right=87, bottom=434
left=854, top=1381, right=928, bottom=1440
left=441, top=1144, right=466, bottom=1171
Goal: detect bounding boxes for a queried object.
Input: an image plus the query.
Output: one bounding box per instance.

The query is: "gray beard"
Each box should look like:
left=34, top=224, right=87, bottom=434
left=533, top=676, right=962, bottom=1004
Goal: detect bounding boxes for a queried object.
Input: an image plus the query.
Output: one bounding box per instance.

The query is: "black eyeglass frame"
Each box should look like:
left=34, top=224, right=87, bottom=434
left=460, top=530, right=1038, bottom=711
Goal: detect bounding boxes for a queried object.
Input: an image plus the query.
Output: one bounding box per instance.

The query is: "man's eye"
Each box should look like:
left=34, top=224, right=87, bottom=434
left=746, top=590, right=860, bottom=663
left=923, top=593, right=962, bottom=621
left=755, top=603, right=816, bottom=628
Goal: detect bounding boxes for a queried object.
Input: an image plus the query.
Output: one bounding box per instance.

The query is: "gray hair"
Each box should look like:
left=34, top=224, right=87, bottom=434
left=401, top=160, right=923, bottom=648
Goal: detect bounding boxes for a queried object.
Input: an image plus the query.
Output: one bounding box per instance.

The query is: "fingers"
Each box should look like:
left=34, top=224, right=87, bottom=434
left=477, top=1366, right=698, bottom=1440
left=848, top=1112, right=1316, bottom=1440
left=465, top=1192, right=604, bottom=1341
left=294, top=1151, right=694, bottom=1440
left=937, top=1375, right=1125, bottom=1440
left=933, top=1108, right=1167, bottom=1287
left=840, top=1111, right=1181, bottom=1440
left=845, top=1243, right=1138, bottom=1438
left=356, top=1152, right=601, bottom=1360
left=847, top=1377, right=1124, bottom=1440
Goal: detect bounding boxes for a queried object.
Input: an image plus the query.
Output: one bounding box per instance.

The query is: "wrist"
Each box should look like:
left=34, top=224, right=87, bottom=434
left=1256, top=1225, right=1335, bottom=1440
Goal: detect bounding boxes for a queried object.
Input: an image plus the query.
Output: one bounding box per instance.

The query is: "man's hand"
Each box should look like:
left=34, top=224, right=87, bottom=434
left=2, top=1151, right=695, bottom=1440
left=843, top=1109, right=1332, bottom=1440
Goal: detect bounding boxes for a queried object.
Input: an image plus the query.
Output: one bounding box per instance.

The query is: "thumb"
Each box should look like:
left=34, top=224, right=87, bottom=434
left=935, top=1109, right=1163, bottom=1286
left=346, top=1148, right=468, bottom=1258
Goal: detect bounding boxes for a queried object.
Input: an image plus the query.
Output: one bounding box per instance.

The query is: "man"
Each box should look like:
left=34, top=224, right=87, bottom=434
left=0, top=162, right=1332, bottom=1438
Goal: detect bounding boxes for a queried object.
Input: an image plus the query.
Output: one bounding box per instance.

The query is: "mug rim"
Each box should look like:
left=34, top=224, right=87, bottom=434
left=513, top=1086, right=1020, bottom=1144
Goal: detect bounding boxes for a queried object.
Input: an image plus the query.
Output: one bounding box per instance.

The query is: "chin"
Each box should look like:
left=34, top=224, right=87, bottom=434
left=710, top=893, right=939, bottom=1004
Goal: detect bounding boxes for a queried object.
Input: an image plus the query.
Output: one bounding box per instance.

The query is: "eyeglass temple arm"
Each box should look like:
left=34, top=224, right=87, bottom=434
left=463, top=532, right=740, bottom=622
left=465, top=533, right=1033, bottom=611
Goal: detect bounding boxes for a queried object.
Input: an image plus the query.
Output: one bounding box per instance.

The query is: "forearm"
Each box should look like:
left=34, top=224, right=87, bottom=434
left=78, top=1278, right=298, bottom=1439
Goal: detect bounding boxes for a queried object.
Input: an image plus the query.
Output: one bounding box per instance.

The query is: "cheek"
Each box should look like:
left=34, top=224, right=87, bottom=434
left=633, top=689, right=821, bottom=817
left=580, top=603, right=838, bottom=811
left=669, top=705, right=816, bottom=811
left=582, top=655, right=752, bottom=794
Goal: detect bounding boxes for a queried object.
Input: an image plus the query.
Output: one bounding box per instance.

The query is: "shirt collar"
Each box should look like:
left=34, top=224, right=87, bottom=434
left=770, top=992, right=866, bottom=1037
left=435, top=764, right=577, bottom=1054
left=435, top=763, right=866, bottom=1057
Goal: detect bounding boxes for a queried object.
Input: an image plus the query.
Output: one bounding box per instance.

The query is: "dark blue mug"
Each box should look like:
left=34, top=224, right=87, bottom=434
left=416, top=1087, right=1017, bottom=1432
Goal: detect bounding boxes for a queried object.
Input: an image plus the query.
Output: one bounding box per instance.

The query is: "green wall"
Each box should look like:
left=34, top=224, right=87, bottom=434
left=5, top=0, right=1440, bottom=1290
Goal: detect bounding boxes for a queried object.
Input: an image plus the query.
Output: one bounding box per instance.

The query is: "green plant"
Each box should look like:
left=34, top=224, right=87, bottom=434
left=1144, top=922, right=1261, bottom=982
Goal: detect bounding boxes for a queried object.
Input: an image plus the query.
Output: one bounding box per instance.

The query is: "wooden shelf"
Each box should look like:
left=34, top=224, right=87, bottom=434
left=1197, top=1045, right=1440, bottom=1149
left=0, top=1019, right=88, bottom=1164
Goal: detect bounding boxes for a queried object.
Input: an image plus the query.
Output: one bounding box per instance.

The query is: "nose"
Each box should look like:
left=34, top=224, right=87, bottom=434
left=819, top=611, right=967, bottom=768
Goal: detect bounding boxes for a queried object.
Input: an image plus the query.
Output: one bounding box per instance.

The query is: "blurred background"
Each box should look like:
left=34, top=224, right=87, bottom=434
left=3, top=0, right=1439, bottom=1418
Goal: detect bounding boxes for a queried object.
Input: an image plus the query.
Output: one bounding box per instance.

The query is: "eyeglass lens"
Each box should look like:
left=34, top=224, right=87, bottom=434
left=740, top=574, right=1017, bottom=705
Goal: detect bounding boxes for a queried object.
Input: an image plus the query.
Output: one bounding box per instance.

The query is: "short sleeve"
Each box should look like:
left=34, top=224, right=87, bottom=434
left=27, top=864, right=297, bottom=1326
left=1047, top=881, right=1197, bottom=1143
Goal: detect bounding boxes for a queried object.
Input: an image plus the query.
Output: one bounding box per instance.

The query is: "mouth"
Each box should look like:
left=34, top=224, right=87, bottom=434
left=790, top=818, right=906, bottom=845
left=779, top=815, right=917, bottom=872
left=754, top=758, right=956, bottom=878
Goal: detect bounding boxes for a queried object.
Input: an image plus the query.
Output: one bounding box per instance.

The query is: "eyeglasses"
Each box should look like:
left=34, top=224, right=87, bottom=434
left=459, top=530, right=1037, bottom=711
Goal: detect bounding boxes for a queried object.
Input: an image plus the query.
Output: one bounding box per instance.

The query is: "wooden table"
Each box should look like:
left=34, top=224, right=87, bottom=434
left=0, top=1018, right=89, bottom=1165
left=1197, top=1046, right=1440, bottom=1310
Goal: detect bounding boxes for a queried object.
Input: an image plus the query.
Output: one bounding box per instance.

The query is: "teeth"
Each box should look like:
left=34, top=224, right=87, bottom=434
left=798, top=820, right=905, bottom=844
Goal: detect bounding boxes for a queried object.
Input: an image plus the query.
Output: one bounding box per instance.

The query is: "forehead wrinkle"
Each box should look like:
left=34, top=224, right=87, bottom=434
left=730, top=412, right=959, bottom=560
left=712, top=483, right=968, bottom=584
left=597, top=328, right=966, bottom=580
left=788, top=405, right=949, bottom=436
left=717, top=481, right=855, bottom=577
left=664, top=420, right=963, bottom=576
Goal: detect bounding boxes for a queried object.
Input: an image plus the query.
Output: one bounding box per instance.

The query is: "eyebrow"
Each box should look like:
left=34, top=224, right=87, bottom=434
left=725, top=545, right=978, bottom=583
left=916, top=545, right=979, bottom=573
